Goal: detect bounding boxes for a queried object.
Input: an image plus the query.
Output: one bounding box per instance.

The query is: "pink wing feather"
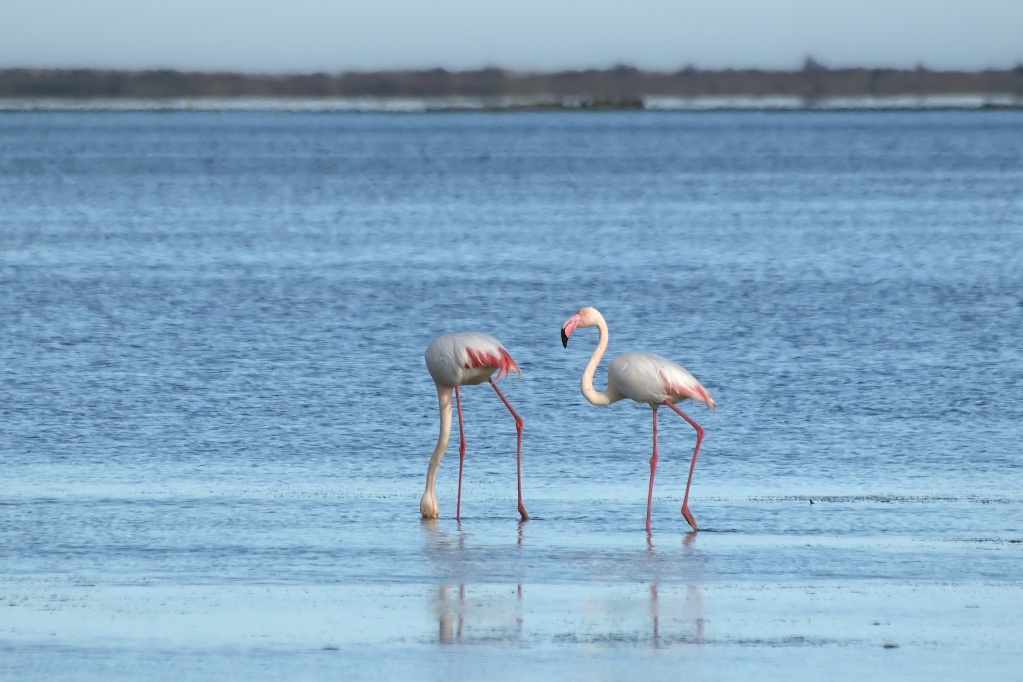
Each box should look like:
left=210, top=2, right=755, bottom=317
left=465, top=345, right=521, bottom=380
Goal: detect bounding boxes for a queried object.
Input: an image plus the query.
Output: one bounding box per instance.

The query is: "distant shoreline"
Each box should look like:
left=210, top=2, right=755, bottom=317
left=2, top=67, right=1022, bottom=111
left=3, top=94, right=1021, bottom=112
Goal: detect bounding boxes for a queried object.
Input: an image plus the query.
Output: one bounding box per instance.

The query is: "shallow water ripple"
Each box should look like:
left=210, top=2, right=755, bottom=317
left=3, top=110, right=1023, bottom=679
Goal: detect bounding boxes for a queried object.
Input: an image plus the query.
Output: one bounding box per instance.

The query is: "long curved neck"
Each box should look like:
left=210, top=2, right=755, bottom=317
left=581, top=315, right=613, bottom=407
left=425, top=384, right=453, bottom=494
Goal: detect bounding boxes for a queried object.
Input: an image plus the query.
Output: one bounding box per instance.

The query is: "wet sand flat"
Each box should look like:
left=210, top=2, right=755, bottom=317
left=4, top=579, right=1023, bottom=679
left=3, top=491, right=1023, bottom=680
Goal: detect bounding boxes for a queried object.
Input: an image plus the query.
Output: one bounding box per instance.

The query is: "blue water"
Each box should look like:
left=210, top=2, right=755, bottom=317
left=2, top=110, right=1023, bottom=679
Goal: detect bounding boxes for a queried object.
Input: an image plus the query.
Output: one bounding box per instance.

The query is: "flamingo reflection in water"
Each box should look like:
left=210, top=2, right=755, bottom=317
left=423, top=519, right=525, bottom=646
left=648, top=532, right=706, bottom=648
left=434, top=583, right=525, bottom=645
left=423, top=521, right=705, bottom=648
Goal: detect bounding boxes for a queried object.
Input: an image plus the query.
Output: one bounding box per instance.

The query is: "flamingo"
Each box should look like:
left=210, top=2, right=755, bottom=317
left=560, top=307, right=715, bottom=532
left=420, top=332, right=529, bottom=522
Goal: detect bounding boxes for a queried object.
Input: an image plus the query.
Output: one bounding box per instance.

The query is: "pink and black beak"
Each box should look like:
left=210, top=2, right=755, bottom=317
left=561, top=314, right=581, bottom=348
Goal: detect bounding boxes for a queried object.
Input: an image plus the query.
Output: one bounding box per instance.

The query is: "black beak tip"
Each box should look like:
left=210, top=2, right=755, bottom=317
left=561, top=328, right=569, bottom=348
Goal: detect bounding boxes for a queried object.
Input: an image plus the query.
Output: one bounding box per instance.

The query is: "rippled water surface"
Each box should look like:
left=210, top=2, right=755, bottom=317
left=2, top=110, right=1023, bottom=679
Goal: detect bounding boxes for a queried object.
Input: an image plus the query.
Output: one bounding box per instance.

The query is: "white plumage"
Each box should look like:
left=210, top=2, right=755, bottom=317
left=425, top=332, right=519, bottom=388
left=607, top=352, right=716, bottom=408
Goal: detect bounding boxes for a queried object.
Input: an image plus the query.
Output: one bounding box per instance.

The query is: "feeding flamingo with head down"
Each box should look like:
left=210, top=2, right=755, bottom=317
left=560, top=307, right=715, bottom=532
left=420, top=332, right=529, bottom=522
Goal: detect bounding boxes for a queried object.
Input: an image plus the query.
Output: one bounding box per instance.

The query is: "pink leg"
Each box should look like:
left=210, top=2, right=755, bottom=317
left=647, top=407, right=659, bottom=533
left=490, top=378, right=529, bottom=521
left=663, top=400, right=704, bottom=531
left=455, top=386, right=466, bottom=520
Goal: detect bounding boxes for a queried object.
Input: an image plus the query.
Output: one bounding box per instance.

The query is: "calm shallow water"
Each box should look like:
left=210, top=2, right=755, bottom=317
left=2, top=110, right=1023, bottom=679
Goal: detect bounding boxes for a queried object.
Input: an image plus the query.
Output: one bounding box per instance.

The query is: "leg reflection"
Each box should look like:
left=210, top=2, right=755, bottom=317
left=690, top=584, right=705, bottom=641
left=517, top=584, right=524, bottom=635
left=437, top=585, right=453, bottom=644
left=457, top=584, right=465, bottom=640
left=650, top=584, right=660, bottom=648
left=683, top=530, right=705, bottom=643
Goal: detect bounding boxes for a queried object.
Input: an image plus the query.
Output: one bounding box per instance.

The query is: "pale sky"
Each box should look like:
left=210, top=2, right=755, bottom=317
left=2, top=0, right=1021, bottom=72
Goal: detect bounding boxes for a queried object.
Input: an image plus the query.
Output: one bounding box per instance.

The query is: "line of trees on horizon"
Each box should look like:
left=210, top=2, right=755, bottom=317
left=2, top=63, right=1022, bottom=100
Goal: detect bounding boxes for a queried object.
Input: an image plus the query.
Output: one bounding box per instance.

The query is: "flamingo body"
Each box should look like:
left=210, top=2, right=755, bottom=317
left=426, top=332, right=520, bottom=387
left=561, top=307, right=714, bottom=532
left=607, top=352, right=717, bottom=409
left=421, top=332, right=528, bottom=522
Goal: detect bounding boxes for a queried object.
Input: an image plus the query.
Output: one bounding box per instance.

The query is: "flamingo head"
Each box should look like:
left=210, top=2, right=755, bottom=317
left=420, top=490, right=439, bottom=519
left=561, top=306, right=601, bottom=347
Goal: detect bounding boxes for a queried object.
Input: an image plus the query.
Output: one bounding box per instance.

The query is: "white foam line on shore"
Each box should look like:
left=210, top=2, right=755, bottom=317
left=1, top=94, right=1021, bottom=112
left=643, top=94, right=1023, bottom=110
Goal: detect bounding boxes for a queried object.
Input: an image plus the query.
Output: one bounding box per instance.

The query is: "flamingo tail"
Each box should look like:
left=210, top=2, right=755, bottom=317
left=693, top=383, right=716, bottom=412
left=663, top=376, right=716, bottom=412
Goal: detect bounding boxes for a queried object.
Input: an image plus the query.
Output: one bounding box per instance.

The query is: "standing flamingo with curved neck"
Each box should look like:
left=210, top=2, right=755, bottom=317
left=561, top=307, right=715, bottom=532
left=421, top=332, right=529, bottom=522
